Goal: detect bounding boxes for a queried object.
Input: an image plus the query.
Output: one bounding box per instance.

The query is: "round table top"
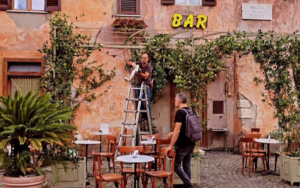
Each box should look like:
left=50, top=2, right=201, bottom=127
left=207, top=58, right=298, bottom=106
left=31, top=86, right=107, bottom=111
left=255, top=138, right=279, bottom=144
left=116, top=155, right=154, bottom=163
left=90, top=132, right=112, bottom=136
left=141, top=140, right=156, bottom=145
left=75, top=140, right=101, bottom=145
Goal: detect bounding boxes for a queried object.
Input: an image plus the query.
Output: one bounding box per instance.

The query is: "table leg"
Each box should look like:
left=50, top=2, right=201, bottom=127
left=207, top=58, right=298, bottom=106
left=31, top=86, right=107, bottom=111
left=100, top=135, right=102, bottom=152
left=154, top=144, right=157, bottom=171
left=85, top=145, right=90, bottom=185
left=134, top=163, right=138, bottom=188
left=267, top=144, right=270, bottom=170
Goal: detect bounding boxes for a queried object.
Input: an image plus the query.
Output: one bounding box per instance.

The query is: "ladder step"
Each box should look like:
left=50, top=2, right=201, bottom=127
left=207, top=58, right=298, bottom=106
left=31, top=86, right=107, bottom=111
left=139, top=131, right=151, bottom=135
left=130, top=87, right=143, bottom=90
left=121, top=135, right=134, bottom=138
left=122, top=122, right=136, bottom=125
left=126, top=98, right=147, bottom=101
left=124, top=110, right=148, bottom=113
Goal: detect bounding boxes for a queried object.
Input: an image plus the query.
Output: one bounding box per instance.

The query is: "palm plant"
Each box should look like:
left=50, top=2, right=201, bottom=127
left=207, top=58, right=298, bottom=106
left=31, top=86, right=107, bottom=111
left=0, top=91, right=76, bottom=177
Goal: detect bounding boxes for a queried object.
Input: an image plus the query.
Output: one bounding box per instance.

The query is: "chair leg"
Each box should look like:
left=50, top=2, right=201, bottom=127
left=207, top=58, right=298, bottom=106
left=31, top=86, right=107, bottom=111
left=249, top=157, right=252, bottom=178
left=95, top=181, right=98, bottom=188
left=152, top=178, right=156, bottom=188
left=275, top=154, right=278, bottom=173
left=107, top=158, right=111, bottom=173
left=164, top=178, right=167, bottom=188
left=242, top=157, right=245, bottom=175
left=112, top=157, right=116, bottom=173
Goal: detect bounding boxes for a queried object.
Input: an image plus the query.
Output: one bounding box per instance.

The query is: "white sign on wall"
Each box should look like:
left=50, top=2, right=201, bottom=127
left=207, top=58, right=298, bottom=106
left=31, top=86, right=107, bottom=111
left=242, top=3, right=272, bottom=21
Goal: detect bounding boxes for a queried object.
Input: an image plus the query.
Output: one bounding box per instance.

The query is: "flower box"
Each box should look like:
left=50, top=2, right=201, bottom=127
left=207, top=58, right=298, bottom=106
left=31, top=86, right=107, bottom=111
left=166, top=157, right=200, bottom=185
left=281, top=154, right=300, bottom=186
left=51, top=158, right=86, bottom=188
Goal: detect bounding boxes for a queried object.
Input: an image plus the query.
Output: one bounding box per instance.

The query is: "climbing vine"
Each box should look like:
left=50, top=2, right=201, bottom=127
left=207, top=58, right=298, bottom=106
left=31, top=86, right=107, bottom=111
left=39, top=13, right=116, bottom=119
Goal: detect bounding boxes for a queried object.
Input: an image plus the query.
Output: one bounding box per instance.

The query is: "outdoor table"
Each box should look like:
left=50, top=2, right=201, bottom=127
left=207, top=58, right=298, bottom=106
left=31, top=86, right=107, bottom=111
left=75, top=140, right=101, bottom=185
left=141, top=140, right=157, bottom=171
left=210, top=127, right=229, bottom=152
left=117, top=154, right=154, bottom=188
left=255, top=138, right=279, bottom=175
left=90, top=132, right=111, bottom=152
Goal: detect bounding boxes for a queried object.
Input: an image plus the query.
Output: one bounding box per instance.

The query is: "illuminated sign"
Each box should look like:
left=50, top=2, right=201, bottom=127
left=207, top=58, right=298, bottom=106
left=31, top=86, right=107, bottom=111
left=172, top=14, right=208, bottom=29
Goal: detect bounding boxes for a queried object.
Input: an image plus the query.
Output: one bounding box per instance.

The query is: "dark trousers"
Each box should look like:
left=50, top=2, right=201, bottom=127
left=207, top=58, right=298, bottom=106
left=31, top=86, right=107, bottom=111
left=175, top=145, right=195, bottom=188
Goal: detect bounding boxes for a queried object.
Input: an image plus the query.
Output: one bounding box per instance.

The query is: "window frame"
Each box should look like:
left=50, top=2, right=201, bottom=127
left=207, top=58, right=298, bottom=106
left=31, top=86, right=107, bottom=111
left=2, top=58, right=44, bottom=96
left=12, top=0, right=45, bottom=11
left=117, top=0, right=140, bottom=17
left=175, top=0, right=202, bottom=6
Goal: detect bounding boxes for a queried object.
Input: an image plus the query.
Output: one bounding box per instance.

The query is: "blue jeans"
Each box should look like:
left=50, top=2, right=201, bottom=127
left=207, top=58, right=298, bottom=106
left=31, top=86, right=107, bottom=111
left=135, top=86, right=151, bottom=119
left=174, top=145, right=195, bottom=188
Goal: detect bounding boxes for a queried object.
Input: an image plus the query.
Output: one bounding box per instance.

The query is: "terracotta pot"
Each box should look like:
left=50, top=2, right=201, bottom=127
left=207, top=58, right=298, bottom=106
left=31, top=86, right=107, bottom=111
left=1, top=174, right=45, bottom=188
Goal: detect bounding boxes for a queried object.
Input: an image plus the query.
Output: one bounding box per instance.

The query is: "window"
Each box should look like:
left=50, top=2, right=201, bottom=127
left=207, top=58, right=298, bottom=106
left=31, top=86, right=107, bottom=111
left=117, top=0, right=140, bottom=16
left=2, top=58, right=44, bottom=96
left=176, top=0, right=201, bottom=5
left=0, top=0, right=61, bottom=11
left=213, top=101, right=224, bottom=114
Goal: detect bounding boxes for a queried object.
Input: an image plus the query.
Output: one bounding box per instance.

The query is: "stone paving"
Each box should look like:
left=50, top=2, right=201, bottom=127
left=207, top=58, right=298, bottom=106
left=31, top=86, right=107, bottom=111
left=0, top=152, right=298, bottom=188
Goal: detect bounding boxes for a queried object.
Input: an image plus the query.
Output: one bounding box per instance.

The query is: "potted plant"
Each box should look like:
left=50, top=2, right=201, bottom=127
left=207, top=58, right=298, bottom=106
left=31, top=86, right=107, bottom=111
left=166, top=147, right=201, bottom=185
left=0, top=91, right=76, bottom=188
left=46, top=145, right=86, bottom=188
left=272, top=127, right=300, bottom=186
left=112, top=18, right=148, bottom=36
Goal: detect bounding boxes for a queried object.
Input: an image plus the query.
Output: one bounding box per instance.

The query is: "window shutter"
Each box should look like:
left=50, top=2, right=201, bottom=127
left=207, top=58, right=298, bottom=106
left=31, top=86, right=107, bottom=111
left=0, top=0, right=11, bottom=10
left=118, top=0, right=140, bottom=15
left=45, top=0, right=61, bottom=11
left=202, top=0, right=217, bottom=6
left=161, top=0, right=175, bottom=5
left=213, top=101, right=224, bottom=114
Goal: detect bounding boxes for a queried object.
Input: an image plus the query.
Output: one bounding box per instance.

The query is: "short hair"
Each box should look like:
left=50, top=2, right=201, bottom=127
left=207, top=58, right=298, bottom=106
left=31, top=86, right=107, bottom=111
left=176, top=93, right=187, bottom=104
left=142, top=52, right=149, bottom=57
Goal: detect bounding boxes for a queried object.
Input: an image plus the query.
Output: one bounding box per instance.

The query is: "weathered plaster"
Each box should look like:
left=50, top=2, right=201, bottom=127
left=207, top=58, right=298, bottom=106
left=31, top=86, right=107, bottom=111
left=7, top=13, right=50, bottom=29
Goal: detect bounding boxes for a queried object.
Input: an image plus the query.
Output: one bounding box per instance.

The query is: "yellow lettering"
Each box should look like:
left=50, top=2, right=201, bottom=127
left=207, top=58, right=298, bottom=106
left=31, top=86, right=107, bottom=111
left=196, top=15, right=208, bottom=29
left=183, top=14, right=194, bottom=28
left=172, top=13, right=183, bottom=28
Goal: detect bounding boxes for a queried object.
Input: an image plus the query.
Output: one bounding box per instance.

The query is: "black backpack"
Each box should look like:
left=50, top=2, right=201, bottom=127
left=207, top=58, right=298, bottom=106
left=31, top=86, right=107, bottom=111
left=182, top=108, right=202, bottom=142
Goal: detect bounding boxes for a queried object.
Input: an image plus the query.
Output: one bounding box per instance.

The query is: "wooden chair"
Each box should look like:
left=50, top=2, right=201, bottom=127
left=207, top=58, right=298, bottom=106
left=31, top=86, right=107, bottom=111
left=245, top=134, right=266, bottom=155
left=240, top=138, right=266, bottom=177
left=142, top=134, right=160, bottom=155
left=156, top=138, right=171, bottom=170
left=144, top=148, right=176, bottom=188
left=100, top=135, right=117, bottom=173
left=119, top=146, right=146, bottom=187
left=92, top=151, right=124, bottom=188
left=251, top=128, right=260, bottom=134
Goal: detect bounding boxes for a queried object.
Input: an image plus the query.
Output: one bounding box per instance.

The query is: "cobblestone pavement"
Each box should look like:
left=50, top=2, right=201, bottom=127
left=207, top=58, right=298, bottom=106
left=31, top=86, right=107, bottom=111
left=0, top=152, right=297, bottom=188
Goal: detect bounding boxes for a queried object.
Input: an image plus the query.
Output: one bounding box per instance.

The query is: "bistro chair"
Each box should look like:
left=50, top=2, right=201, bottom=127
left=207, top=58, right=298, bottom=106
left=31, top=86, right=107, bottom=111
left=156, top=138, right=171, bottom=170
left=100, top=135, right=117, bottom=173
left=244, top=134, right=266, bottom=170
left=118, top=146, right=146, bottom=187
left=251, top=128, right=260, bottom=134
left=143, top=148, right=176, bottom=188
left=92, top=151, right=124, bottom=188
left=240, top=138, right=266, bottom=177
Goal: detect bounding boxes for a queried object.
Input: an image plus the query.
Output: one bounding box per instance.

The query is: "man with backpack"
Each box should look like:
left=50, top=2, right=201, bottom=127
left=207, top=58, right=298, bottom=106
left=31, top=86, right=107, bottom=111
left=165, top=92, right=202, bottom=188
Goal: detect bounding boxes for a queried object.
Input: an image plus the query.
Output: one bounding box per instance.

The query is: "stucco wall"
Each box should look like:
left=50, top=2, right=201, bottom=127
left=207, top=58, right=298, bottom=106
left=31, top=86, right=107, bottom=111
left=1, top=0, right=300, bottom=152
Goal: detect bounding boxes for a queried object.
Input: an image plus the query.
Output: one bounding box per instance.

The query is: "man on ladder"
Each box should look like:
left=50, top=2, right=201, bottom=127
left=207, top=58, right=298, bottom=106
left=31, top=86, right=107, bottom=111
left=127, top=52, right=153, bottom=123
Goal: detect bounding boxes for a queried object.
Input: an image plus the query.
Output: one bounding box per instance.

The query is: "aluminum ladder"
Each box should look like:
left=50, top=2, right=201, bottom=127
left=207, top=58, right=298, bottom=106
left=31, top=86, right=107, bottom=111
left=117, top=82, right=152, bottom=152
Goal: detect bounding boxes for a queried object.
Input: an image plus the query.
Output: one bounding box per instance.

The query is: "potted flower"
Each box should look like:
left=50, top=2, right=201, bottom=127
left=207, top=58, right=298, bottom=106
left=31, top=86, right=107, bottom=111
left=112, top=18, right=148, bottom=36
left=0, top=91, right=76, bottom=188
left=271, top=127, right=300, bottom=186
left=46, top=145, right=86, bottom=188
left=166, top=147, right=201, bottom=185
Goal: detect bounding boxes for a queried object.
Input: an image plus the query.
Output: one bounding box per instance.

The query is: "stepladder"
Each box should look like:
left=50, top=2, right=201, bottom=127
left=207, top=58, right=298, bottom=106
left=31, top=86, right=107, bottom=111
left=117, top=82, right=152, bottom=153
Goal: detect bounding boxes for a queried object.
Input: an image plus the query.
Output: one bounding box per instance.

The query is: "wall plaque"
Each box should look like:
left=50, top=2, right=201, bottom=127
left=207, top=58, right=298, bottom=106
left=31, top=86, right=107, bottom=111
left=242, top=3, right=272, bottom=21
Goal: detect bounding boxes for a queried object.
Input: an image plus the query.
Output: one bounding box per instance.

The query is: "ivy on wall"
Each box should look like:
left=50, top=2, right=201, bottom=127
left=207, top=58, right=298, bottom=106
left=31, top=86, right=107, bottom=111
left=39, top=13, right=116, bottom=119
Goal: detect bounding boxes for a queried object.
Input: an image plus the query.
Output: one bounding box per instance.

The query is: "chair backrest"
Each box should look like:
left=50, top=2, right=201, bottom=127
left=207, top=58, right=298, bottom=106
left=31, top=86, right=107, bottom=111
left=156, top=138, right=171, bottom=154
left=118, top=146, right=145, bottom=169
left=107, top=135, right=117, bottom=154
left=245, top=133, right=261, bottom=139
left=251, top=128, right=260, bottom=134
left=118, top=146, right=144, bottom=155
left=239, top=138, right=253, bottom=155
left=161, top=148, right=176, bottom=172
left=142, top=134, right=160, bottom=140
left=92, top=151, right=103, bottom=181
